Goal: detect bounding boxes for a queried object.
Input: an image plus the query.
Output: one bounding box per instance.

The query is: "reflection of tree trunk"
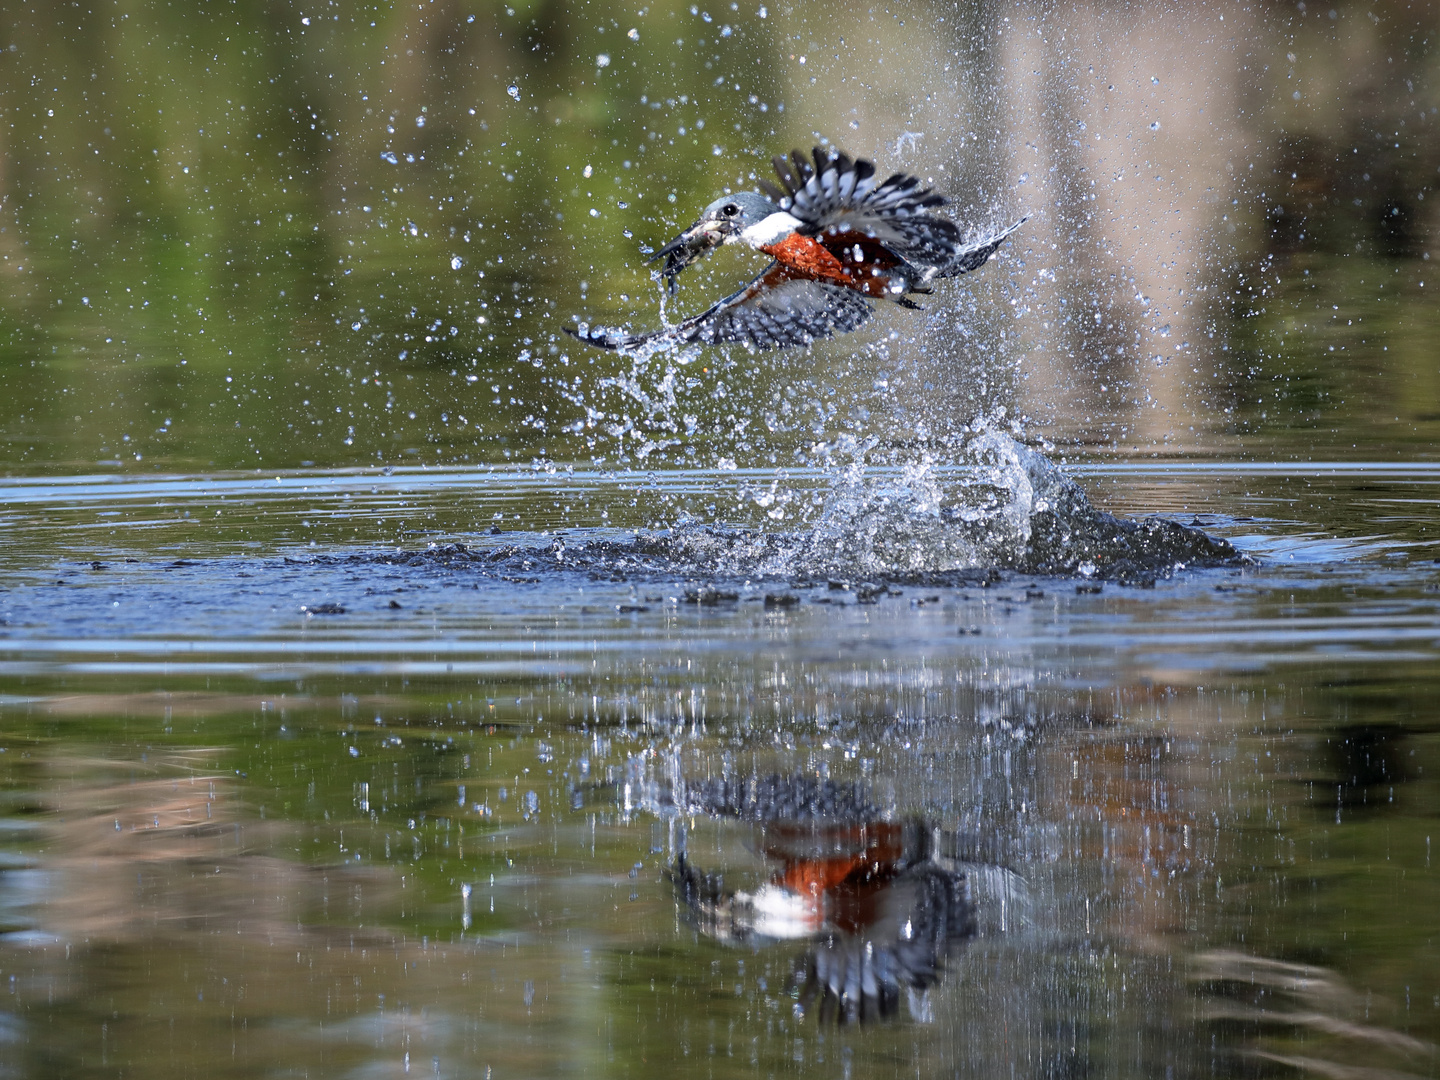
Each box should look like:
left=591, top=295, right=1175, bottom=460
left=1034, top=9, right=1128, bottom=435
left=997, top=1, right=1263, bottom=450
left=0, top=114, right=29, bottom=286
left=923, top=0, right=1017, bottom=427
left=25, top=751, right=391, bottom=943
left=1000, top=3, right=1166, bottom=446
left=269, top=0, right=530, bottom=224
left=364, top=1, right=520, bottom=169
left=949, top=0, right=1005, bottom=203
left=1046, top=729, right=1201, bottom=946
left=644, top=0, right=1277, bottom=450
left=895, top=0, right=1022, bottom=431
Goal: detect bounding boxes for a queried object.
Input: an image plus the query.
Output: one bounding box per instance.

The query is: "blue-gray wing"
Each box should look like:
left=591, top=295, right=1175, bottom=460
left=566, top=263, right=873, bottom=353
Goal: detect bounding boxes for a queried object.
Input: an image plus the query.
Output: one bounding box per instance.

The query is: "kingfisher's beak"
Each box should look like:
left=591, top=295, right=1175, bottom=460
left=648, top=218, right=724, bottom=295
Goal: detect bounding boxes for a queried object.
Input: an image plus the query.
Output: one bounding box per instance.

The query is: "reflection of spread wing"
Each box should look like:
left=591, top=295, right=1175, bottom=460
left=762, top=146, right=1025, bottom=276
left=671, top=848, right=977, bottom=1023
left=799, top=864, right=977, bottom=1025
left=565, top=262, right=873, bottom=353
left=681, top=773, right=883, bottom=822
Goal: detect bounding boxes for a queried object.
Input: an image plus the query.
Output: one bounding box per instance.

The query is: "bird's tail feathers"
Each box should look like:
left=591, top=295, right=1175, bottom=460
left=936, top=215, right=1029, bottom=278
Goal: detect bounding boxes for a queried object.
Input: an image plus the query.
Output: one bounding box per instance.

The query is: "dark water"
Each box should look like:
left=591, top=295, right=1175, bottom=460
left=1, top=459, right=1438, bottom=1078
left=4, top=0, right=1440, bottom=1076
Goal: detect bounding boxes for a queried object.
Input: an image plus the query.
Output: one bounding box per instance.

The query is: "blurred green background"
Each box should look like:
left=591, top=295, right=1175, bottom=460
left=1, top=0, right=1437, bottom=474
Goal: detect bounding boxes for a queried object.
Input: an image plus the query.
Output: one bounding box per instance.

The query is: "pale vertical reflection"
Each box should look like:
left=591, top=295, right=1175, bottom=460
left=1000, top=1, right=1262, bottom=448
left=771, top=0, right=1269, bottom=451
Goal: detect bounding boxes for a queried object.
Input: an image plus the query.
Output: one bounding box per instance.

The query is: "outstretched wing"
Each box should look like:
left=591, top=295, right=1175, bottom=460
left=760, top=146, right=962, bottom=269
left=935, top=215, right=1029, bottom=279
left=761, top=147, right=1028, bottom=276
left=566, top=263, right=873, bottom=353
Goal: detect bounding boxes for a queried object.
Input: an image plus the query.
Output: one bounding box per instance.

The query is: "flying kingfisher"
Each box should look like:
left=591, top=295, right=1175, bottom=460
left=566, top=145, right=1025, bottom=352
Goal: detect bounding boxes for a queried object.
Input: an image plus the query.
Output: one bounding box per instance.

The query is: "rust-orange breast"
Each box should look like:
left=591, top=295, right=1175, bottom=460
left=759, top=233, right=893, bottom=297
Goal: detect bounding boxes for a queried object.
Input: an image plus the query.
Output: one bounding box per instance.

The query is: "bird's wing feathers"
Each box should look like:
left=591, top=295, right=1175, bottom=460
left=767, top=147, right=951, bottom=255
left=700, top=272, right=874, bottom=348
left=566, top=263, right=873, bottom=353
left=766, top=147, right=1025, bottom=275
left=937, top=215, right=1029, bottom=278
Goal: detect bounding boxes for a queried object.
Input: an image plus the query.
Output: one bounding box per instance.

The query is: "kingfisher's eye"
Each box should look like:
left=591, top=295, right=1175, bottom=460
left=721, top=203, right=739, bottom=216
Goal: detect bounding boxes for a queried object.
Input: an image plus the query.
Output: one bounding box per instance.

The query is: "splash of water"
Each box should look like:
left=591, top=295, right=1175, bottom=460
left=551, top=317, right=1233, bottom=581
left=632, top=419, right=1234, bottom=581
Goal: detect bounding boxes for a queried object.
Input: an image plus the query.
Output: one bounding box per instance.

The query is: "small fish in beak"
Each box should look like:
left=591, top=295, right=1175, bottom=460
left=648, top=219, right=724, bottom=295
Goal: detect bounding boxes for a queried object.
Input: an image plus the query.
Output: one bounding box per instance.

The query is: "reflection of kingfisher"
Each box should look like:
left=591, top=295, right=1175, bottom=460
left=666, top=775, right=982, bottom=1024
left=567, top=145, right=1026, bottom=352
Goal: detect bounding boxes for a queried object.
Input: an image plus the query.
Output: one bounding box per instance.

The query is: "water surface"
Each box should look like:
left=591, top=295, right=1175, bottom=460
left=2, top=460, right=1439, bottom=1078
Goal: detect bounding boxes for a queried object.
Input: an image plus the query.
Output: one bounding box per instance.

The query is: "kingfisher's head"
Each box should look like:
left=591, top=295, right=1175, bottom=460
left=649, top=191, right=779, bottom=293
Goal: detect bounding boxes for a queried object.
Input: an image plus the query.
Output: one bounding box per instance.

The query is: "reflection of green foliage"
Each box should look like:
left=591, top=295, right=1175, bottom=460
left=1211, top=673, right=1440, bottom=1070
left=3, top=0, right=1438, bottom=473
left=0, top=0, right=795, bottom=471
left=0, top=694, right=585, bottom=941
left=1216, top=254, right=1440, bottom=455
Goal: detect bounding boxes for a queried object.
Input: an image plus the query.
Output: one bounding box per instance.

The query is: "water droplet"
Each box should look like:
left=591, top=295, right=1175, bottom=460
left=506, top=84, right=520, bottom=100
left=451, top=256, right=463, bottom=269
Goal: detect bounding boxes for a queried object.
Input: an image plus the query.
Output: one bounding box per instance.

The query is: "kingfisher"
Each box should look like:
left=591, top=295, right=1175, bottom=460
left=663, top=772, right=980, bottom=1024
left=566, top=145, right=1025, bottom=352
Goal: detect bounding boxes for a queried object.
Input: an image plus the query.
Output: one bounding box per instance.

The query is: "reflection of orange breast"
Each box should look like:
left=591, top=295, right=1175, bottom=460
left=760, top=233, right=892, bottom=297
left=766, top=821, right=908, bottom=896
left=780, top=855, right=868, bottom=897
